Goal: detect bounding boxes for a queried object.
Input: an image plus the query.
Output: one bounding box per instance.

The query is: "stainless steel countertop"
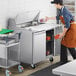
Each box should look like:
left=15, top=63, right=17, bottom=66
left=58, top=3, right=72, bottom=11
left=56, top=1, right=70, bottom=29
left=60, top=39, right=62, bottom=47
left=24, top=23, right=62, bottom=32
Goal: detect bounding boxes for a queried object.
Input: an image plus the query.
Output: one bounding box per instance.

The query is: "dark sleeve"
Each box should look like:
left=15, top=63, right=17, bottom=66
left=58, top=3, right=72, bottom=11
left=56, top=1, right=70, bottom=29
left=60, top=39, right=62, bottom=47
left=63, top=14, right=71, bottom=29
left=56, top=15, right=60, bottom=20
left=56, top=9, right=61, bottom=20
left=56, top=9, right=61, bottom=24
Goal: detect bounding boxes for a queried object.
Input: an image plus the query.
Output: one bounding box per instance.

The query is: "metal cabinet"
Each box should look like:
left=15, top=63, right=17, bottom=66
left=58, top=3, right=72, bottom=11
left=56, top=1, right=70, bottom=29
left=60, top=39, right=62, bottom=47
left=33, top=31, right=46, bottom=64
left=19, top=29, right=46, bottom=67
left=8, top=18, right=62, bottom=67
left=20, top=29, right=33, bottom=64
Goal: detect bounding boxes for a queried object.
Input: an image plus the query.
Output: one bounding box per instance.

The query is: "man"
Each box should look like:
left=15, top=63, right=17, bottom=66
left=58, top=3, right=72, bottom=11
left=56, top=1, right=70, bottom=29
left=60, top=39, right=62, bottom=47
left=51, top=0, right=76, bottom=63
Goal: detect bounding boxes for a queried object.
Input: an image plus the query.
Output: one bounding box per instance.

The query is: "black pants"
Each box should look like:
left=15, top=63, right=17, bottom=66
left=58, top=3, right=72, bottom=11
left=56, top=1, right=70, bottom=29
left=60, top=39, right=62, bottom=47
left=60, top=44, right=76, bottom=62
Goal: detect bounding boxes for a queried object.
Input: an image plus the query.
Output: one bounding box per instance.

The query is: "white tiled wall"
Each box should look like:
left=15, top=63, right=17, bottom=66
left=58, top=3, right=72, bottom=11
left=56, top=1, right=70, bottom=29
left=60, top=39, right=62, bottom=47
left=0, top=0, right=56, bottom=28
left=0, top=0, right=8, bottom=28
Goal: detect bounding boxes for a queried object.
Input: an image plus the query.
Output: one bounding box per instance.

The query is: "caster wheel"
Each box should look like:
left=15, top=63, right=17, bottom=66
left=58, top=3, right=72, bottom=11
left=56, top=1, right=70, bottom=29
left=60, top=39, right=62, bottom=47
left=31, top=64, right=35, bottom=69
left=5, top=70, right=11, bottom=76
left=49, top=57, right=53, bottom=62
left=18, top=65, right=24, bottom=73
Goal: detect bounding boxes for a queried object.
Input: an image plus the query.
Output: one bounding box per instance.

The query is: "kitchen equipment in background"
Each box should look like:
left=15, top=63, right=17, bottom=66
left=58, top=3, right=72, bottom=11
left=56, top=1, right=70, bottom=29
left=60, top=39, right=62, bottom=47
left=15, top=10, right=40, bottom=26
left=8, top=10, right=62, bottom=69
left=0, top=32, right=23, bottom=76
left=52, top=60, right=76, bottom=76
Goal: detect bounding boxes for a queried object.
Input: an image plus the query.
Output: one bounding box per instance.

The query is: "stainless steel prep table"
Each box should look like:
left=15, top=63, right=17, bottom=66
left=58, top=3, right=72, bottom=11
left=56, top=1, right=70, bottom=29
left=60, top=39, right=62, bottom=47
left=52, top=60, right=76, bottom=76
left=15, top=23, right=62, bottom=68
left=8, top=11, right=63, bottom=68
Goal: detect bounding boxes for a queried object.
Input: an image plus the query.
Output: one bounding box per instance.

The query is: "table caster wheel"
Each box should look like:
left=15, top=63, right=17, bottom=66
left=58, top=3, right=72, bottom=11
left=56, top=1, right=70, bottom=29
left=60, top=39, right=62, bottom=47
left=18, top=65, right=24, bottom=73
left=31, top=64, right=35, bottom=69
left=49, top=57, right=53, bottom=62
left=5, top=70, right=11, bottom=76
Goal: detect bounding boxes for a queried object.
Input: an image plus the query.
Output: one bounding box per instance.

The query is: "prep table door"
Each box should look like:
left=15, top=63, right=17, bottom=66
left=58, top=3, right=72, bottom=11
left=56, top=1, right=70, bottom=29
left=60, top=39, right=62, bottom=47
left=33, top=31, right=46, bottom=64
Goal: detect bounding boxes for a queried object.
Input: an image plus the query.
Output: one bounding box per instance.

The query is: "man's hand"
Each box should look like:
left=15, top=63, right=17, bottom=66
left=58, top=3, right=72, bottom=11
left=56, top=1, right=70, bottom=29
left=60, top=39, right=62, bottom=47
left=45, top=16, right=56, bottom=22
left=40, top=16, right=56, bottom=22
left=59, top=33, right=64, bottom=39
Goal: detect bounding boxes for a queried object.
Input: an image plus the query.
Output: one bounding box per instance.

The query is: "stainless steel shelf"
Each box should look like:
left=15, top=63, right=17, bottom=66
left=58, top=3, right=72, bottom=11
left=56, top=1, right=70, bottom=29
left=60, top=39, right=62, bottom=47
left=0, top=58, right=19, bottom=69
left=6, top=42, right=19, bottom=47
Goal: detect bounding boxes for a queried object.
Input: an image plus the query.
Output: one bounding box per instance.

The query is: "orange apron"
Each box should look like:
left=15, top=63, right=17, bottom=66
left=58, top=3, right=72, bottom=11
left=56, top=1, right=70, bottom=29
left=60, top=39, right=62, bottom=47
left=60, top=16, right=76, bottom=48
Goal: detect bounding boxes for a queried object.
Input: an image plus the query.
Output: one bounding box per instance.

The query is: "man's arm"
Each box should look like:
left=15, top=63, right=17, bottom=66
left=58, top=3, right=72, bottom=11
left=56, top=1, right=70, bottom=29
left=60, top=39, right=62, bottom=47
left=59, top=27, right=68, bottom=39
left=59, top=14, right=71, bottom=38
left=45, top=16, right=56, bottom=22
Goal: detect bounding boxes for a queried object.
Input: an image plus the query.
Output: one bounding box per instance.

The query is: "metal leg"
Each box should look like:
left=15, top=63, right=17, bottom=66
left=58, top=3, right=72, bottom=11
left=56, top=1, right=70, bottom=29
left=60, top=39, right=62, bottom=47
left=49, top=57, right=54, bottom=62
left=18, top=40, right=24, bottom=73
left=5, top=70, right=11, bottom=76
left=31, top=64, right=35, bottom=69
left=18, top=65, right=24, bottom=73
